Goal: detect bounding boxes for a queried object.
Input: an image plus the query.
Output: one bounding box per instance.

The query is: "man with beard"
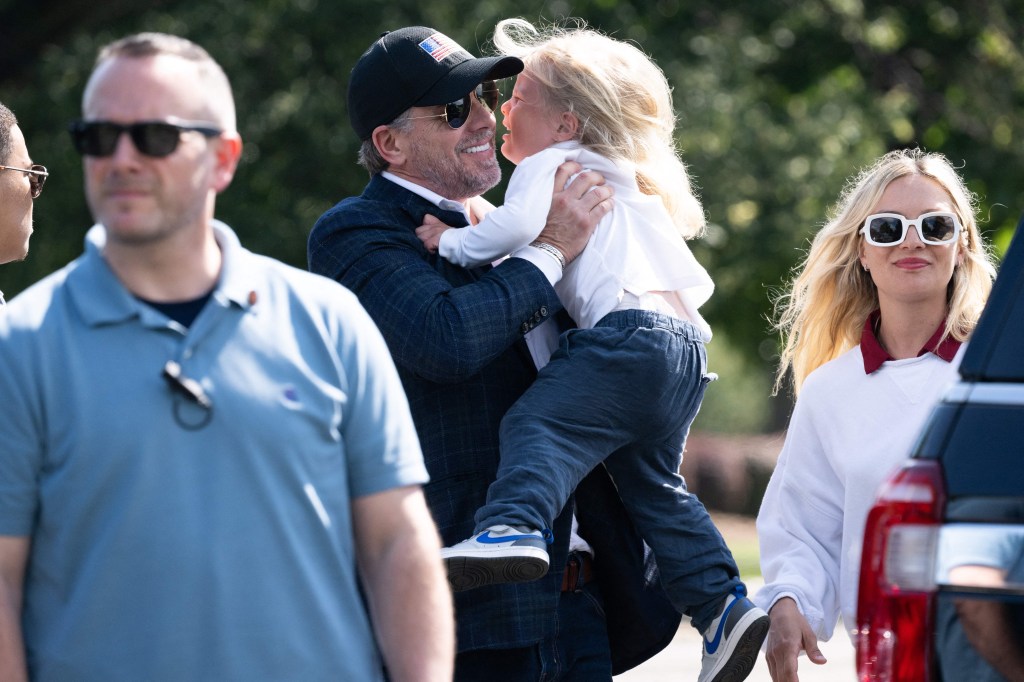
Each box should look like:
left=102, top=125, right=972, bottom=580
left=309, top=26, right=681, bottom=681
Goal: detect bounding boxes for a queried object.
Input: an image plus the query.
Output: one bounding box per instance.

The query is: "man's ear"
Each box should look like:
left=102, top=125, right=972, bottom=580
left=554, top=111, right=579, bottom=142
left=212, top=132, right=243, bottom=193
left=372, top=125, right=407, bottom=168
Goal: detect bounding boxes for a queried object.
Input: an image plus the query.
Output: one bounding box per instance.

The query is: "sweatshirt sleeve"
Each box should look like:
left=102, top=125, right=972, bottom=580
left=437, top=149, right=563, bottom=267
left=754, top=388, right=846, bottom=641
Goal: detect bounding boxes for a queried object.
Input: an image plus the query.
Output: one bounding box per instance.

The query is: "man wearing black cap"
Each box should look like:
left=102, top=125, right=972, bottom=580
left=309, top=26, right=680, bottom=681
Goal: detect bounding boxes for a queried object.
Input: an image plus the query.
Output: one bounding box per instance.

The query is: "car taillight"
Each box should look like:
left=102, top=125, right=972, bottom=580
left=856, top=460, right=946, bottom=682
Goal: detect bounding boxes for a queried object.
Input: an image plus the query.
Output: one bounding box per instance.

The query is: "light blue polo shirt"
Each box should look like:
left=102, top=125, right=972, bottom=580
left=0, top=221, right=428, bottom=681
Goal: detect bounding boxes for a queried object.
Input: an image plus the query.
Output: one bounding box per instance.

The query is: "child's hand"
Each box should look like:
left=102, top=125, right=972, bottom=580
left=416, top=215, right=453, bottom=253
left=466, top=195, right=496, bottom=223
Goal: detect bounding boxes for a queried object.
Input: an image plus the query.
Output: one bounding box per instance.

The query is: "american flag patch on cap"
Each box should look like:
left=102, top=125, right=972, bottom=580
left=418, top=32, right=467, bottom=63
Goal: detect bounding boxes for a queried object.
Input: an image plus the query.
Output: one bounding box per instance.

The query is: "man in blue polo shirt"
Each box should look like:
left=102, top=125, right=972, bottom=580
left=0, top=32, right=454, bottom=681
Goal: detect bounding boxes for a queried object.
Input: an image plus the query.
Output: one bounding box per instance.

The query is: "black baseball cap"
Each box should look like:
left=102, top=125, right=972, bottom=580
left=348, top=26, right=524, bottom=140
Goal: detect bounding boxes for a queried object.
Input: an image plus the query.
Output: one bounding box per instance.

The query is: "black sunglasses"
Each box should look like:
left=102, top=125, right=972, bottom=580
left=68, top=119, right=223, bottom=158
left=407, top=81, right=500, bottom=130
left=0, top=163, right=48, bottom=199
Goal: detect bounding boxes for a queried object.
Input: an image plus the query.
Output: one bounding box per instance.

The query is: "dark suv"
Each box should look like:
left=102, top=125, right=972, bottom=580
left=856, top=219, right=1024, bottom=682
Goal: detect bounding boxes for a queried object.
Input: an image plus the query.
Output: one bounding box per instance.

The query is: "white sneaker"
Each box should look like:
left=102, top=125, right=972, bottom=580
left=441, top=525, right=550, bottom=592
left=698, top=590, right=770, bottom=682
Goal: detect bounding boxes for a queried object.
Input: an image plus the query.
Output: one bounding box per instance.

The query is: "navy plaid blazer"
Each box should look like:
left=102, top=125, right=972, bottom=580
left=308, top=175, right=679, bottom=672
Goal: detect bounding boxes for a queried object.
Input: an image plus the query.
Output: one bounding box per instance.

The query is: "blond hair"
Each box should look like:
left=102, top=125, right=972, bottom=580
left=493, top=18, right=705, bottom=238
left=773, top=148, right=997, bottom=395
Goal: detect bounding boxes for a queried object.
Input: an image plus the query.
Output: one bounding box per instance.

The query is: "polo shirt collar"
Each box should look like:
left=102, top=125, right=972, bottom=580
left=861, top=309, right=961, bottom=374
left=209, top=220, right=260, bottom=311
left=67, top=220, right=256, bottom=327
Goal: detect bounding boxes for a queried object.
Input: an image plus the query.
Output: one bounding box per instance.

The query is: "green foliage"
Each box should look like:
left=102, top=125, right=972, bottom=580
left=694, top=331, right=774, bottom=434
left=3, top=0, right=1022, bottom=432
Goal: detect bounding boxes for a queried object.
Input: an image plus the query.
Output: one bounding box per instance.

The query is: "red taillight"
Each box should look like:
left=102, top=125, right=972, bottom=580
left=856, top=460, right=946, bottom=682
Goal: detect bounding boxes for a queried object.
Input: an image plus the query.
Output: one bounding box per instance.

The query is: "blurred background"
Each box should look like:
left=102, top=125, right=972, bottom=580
left=3, top=0, right=1021, bottom=517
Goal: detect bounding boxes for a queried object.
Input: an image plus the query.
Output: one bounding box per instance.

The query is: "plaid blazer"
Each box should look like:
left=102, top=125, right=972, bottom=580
left=308, top=175, right=679, bottom=672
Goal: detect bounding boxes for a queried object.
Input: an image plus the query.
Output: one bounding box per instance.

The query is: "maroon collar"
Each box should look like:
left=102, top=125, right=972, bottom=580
left=861, top=310, right=961, bottom=374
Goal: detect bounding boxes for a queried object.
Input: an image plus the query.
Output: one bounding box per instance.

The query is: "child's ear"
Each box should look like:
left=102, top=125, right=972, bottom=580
left=554, top=111, right=580, bottom=141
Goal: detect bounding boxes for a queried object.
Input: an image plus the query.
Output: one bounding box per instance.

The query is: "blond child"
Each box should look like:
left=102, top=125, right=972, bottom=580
left=418, top=19, right=768, bottom=682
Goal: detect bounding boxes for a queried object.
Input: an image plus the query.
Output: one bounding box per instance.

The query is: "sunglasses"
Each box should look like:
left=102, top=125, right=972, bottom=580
left=407, top=81, right=500, bottom=130
left=0, top=164, right=48, bottom=199
left=860, top=212, right=962, bottom=247
left=68, top=119, right=223, bottom=158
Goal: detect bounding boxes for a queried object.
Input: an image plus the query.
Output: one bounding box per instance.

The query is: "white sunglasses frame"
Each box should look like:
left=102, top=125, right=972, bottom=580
left=860, top=211, right=962, bottom=247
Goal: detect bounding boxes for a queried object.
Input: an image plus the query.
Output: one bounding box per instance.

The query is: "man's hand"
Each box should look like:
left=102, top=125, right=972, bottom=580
left=535, top=161, right=613, bottom=265
left=415, top=215, right=454, bottom=254
left=765, top=597, right=827, bottom=682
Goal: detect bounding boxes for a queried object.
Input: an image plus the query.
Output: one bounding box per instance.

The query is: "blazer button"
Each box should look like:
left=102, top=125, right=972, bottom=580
left=539, top=306, right=548, bottom=317
left=521, top=322, right=531, bottom=333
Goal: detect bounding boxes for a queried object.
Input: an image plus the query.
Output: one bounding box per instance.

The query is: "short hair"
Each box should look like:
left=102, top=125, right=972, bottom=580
left=0, top=102, right=17, bottom=164
left=357, top=109, right=414, bottom=175
left=773, top=148, right=998, bottom=395
left=493, top=18, right=705, bottom=239
left=90, top=32, right=236, bottom=131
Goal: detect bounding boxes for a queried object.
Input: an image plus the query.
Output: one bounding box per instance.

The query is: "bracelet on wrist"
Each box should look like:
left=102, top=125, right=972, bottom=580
left=529, top=241, right=567, bottom=270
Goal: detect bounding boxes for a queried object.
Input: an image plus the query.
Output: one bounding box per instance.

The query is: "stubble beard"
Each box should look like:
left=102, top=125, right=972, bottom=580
left=411, top=137, right=502, bottom=201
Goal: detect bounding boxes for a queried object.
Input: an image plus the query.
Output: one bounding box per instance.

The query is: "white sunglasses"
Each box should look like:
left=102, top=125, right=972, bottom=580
left=860, top=211, right=962, bottom=247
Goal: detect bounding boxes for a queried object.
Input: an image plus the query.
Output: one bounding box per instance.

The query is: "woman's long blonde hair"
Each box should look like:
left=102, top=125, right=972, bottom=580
left=493, top=18, right=705, bottom=238
left=773, top=148, right=996, bottom=395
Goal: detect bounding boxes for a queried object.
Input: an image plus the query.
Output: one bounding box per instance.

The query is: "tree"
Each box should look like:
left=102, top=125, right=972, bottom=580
left=4, top=0, right=1020, bottom=431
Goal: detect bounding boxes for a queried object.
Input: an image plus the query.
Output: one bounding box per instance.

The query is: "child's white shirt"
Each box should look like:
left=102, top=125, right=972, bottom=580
left=437, top=142, right=713, bottom=334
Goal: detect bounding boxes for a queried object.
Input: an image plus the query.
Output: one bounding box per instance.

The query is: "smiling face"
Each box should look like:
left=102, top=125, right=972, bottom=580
left=383, top=86, right=503, bottom=203
left=859, top=174, right=962, bottom=311
left=498, top=72, right=570, bottom=165
left=0, top=124, right=35, bottom=264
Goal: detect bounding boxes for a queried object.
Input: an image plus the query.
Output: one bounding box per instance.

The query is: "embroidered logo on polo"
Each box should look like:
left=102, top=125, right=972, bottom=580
left=279, top=385, right=302, bottom=409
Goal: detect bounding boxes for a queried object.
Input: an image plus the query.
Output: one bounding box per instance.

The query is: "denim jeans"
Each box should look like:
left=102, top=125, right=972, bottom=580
left=477, top=309, right=741, bottom=632
left=454, top=581, right=612, bottom=681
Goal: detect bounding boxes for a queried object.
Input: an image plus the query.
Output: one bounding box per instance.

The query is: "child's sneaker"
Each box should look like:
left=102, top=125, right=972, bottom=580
left=698, top=589, right=770, bottom=682
left=441, top=525, right=550, bottom=592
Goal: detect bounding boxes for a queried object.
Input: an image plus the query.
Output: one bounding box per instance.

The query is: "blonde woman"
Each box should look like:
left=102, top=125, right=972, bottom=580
left=754, top=149, right=997, bottom=682
left=417, top=18, right=769, bottom=682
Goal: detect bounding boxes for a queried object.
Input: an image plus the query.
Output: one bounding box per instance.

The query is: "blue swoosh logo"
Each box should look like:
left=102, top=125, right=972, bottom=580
left=704, top=597, right=739, bottom=655
left=477, top=530, right=538, bottom=544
